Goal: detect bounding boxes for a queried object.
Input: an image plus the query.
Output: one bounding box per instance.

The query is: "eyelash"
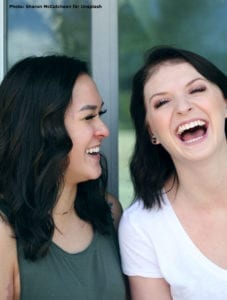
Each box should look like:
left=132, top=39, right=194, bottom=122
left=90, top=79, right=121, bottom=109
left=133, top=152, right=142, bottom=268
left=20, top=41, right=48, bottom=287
left=154, top=99, right=169, bottom=109
left=84, top=109, right=107, bottom=120
left=154, top=86, right=206, bottom=109
left=190, top=86, right=206, bottom=94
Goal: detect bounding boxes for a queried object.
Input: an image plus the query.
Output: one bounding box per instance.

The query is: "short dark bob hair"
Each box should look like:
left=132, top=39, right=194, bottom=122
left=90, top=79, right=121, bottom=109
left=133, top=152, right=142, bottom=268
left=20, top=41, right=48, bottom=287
left=0, top=55, right=111, bottom=260
left=130, top=45, right=227, bottom=208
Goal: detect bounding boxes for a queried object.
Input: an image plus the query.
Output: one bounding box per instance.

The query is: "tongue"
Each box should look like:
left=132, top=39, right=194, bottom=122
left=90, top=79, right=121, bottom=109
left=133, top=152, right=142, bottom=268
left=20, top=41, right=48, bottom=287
left=182, top=128, right=205, bottom=142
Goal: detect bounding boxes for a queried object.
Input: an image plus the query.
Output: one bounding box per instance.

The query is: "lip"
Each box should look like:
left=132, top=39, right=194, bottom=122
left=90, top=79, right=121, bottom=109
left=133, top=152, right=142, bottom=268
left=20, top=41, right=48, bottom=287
left=183, top=130, right=208, bottom=145
left=89, top=153, right=101, bottom=161
left=175, top=118, right=209, bottom=145
left=86, top=144, right=101, bottom=154
left=175, top=118, right=208, bottom=134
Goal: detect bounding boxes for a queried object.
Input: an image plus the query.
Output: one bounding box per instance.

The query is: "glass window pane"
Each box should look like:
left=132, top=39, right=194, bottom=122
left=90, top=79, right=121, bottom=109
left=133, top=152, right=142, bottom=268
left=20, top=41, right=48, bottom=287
left=7, top=0, right=91, bottom=69
left=119, top=0, right=227, bottom=208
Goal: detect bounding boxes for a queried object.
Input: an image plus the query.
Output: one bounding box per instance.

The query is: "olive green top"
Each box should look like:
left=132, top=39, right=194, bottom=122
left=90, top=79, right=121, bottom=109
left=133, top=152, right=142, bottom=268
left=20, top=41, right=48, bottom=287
left=17, top=229, right=126, bottom=299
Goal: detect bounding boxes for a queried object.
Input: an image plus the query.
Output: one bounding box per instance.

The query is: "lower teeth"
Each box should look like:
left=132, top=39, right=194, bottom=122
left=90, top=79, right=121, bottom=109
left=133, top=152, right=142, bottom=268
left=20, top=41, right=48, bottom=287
left=184, top=136, right=203, bottom=144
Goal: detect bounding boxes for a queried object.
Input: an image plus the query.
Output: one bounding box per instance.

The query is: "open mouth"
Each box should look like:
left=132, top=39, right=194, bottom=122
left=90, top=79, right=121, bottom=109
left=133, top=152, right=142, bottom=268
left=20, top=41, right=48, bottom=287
left=86, top=146, right=100, bottom=155
left=177, top=120, right=208, bottom=144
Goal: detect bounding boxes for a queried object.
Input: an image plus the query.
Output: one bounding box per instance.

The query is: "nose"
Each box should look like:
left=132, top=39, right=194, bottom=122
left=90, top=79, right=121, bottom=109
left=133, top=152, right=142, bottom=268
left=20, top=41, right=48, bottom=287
left=176, top=97, right=192, bottom=115
left=95, top=119, right=110, bottom=138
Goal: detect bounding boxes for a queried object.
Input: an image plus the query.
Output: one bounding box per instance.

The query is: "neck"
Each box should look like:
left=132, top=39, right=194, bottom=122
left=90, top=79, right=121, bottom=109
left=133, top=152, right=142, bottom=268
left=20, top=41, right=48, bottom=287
left=172, top=144, right=227, bottom=207
left=53, top=184, right=77, bottom=216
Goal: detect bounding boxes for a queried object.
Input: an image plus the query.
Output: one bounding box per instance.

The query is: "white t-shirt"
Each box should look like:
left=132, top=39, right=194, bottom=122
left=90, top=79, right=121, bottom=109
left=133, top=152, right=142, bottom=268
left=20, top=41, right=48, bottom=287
left=119, top=193, right=227, bottom=300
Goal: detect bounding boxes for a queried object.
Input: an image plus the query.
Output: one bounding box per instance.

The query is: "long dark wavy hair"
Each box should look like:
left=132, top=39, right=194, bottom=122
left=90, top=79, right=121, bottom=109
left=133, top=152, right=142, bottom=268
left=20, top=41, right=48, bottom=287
left=130, top=45, right=227, bottom=209
left=0, top=55, right=111, bottom=260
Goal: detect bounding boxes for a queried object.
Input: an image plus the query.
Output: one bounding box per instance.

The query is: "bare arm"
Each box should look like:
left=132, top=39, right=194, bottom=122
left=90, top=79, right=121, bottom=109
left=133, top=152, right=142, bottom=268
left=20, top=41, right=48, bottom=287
left=106, top=193, right=123, bottom=230
left=129, top=276, right=172, bottom=300
left=0, top=216, right=19, bottom=300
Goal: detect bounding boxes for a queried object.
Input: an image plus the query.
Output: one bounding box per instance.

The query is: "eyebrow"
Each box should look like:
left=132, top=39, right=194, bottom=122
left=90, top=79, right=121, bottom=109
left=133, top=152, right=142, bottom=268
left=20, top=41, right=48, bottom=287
left=148, top=77, right=206, bottom=102
left=185, top=77, right=206, bottom=87
left=79, top=102, right=104, bottom=112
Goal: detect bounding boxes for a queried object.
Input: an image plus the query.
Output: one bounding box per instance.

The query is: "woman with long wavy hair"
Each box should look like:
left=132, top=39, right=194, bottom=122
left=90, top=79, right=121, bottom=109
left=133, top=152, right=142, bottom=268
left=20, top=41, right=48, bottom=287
left=119, top=46, right=227, bottom=299
left=0, top=55, right=126, bottom=299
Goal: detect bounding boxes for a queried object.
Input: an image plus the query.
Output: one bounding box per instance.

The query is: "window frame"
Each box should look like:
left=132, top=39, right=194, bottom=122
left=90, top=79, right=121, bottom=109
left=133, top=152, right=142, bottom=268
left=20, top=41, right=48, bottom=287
left=91, top=0, right=119, bottom=198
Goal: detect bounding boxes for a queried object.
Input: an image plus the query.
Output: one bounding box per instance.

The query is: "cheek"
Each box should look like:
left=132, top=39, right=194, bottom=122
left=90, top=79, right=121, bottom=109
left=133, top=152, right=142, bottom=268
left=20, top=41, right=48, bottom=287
left=67, top=138, right=84, bottom=160
left=67, top=147, right=77, bottom=166
left=145, top=103, right=173, bottom=135
left=224, top=97, right=227, bottom=118
left=145, top=106, right=155, bottom=128
left=210, top=99, right=227, bottom=120
left=66, top=147, right=84, bottom=177
left=209, top=90, right=227, bottom=111
left=146, top=112, right=163, bottom=132
left=145, top=113, right=156, bottom=134
left=68, top=128, right=86, bottom=147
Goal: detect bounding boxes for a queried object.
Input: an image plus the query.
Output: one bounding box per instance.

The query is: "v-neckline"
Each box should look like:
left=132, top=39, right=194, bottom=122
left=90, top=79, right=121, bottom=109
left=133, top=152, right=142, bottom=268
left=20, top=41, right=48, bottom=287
left=163, top=192, right=227, bottom=278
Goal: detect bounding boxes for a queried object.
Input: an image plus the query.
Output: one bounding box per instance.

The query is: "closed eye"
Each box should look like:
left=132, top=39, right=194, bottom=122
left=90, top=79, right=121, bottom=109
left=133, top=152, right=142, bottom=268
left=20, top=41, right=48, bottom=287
left=84, top=114, right=96, bottom=120
left=99, top=108, right=107, bottom=116
left=190, top=86, right=206, bottom=94
left=84, top=108, right=107, bottom=120
left=154, top=99, right=169, bottom=109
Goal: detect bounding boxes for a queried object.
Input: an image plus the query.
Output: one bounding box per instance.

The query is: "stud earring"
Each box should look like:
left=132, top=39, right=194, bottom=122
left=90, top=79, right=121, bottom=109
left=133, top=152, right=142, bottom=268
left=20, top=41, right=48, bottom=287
left=151, top=134, right=158, bottom=145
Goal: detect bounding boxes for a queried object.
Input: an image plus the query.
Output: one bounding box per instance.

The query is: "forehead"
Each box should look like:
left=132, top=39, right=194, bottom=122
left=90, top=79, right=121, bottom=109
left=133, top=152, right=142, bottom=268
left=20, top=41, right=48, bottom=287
left=70, top=74, right=102, bottom=109
left=144, top=61, right=202, bottom=92
left=144, top=61, right=205, bottom=100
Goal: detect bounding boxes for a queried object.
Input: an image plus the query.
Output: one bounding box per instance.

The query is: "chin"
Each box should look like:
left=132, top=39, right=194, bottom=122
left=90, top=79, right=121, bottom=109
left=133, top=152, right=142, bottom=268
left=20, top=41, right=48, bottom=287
left=86, top=170, right=102, bottom=181
left=91, top=173, right=102, bottom=180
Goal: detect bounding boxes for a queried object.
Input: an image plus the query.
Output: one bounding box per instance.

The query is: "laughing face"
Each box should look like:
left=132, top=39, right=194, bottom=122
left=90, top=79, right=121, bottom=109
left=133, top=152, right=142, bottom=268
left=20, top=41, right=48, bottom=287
left=144, top=61, right=227, bottom=163
left=64, top=74, right=109, bottom=185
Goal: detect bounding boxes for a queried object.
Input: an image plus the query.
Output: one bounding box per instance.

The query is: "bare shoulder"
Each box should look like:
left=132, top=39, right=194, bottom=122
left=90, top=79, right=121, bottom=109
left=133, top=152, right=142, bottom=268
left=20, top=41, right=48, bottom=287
left=0, top=213, right=15, bottom=244
left=106, top=193, right=123, bottom=229
left=129, top=276, right=172, bottom=300
left=0, top=214, right=19, bottom=299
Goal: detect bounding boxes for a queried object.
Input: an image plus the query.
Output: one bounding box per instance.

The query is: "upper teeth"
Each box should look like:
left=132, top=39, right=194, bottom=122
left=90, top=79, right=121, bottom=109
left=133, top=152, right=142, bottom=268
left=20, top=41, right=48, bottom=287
left=86, top=146, right=100, bottom=154
left=177, top=120, right=206, bottom=135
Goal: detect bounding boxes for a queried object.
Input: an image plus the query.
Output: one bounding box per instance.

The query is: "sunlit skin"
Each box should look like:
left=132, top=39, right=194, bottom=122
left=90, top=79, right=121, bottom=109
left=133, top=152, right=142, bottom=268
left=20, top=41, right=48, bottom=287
left=127, top=61, right=227, bottom=300
left=64, top=74, right=109, bottom=185
left=144, top=62, right=227, bottom=166
left=52, top=74, right=110, bottom=253
left=144, top=61, right=227, bottom=269
left=0, top=75, right=110, bottom=299
left=0, top=74, right=124, bottom=300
